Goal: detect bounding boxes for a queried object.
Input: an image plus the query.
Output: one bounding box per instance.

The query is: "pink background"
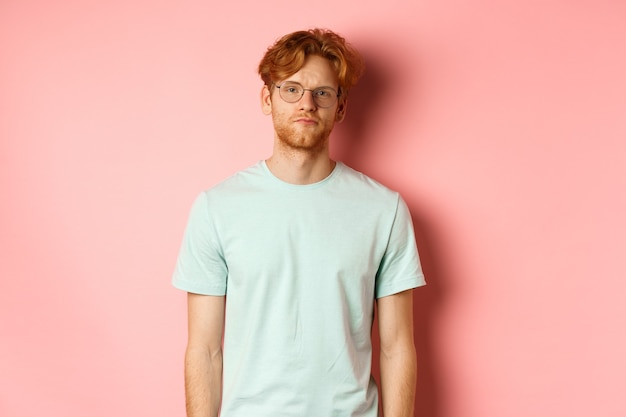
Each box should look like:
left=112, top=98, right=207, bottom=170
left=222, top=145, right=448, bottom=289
left=2, top=1, right=625, bottom=416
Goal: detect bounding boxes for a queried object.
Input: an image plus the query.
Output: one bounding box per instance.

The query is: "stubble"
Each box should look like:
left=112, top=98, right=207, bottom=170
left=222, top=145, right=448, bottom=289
left=272, top=113, right=334, bottom=155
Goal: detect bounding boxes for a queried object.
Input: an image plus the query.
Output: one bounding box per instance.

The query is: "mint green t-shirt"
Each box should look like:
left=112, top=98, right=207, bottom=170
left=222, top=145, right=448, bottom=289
left=173, top=161, right=425, bottom=417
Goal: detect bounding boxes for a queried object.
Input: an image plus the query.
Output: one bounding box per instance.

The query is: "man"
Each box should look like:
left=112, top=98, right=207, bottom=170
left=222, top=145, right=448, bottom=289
left=173, top=28, right=426, bottom=417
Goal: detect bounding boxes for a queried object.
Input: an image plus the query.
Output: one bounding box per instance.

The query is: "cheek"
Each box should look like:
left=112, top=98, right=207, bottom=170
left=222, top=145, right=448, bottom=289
left=323, top=111, right=339, bottom=126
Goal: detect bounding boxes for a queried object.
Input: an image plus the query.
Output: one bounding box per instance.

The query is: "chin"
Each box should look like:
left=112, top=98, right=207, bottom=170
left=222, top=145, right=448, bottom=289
left=284, top=139, right=323, bottom=151
left=278, top=130, right=328, bottom=150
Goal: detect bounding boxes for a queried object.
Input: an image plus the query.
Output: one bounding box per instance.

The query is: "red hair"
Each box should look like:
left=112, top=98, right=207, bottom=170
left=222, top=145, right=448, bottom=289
left=258, top=28, right=364, bottom=98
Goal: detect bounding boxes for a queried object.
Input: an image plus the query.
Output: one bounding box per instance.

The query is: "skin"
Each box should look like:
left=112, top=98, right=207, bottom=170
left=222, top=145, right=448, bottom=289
left=184, top=54, right=417, bottom=417
left=378, top=289, right=418, bottom=417
left=184, top=294, right=224, bottom=417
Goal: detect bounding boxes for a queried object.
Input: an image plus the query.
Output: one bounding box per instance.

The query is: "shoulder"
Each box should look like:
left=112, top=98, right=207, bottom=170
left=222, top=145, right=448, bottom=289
left=201, top=161, right=267, bottom=197
left=335, top=162, right=401, bottom=204
left=185, top=161, right=267, bottom=219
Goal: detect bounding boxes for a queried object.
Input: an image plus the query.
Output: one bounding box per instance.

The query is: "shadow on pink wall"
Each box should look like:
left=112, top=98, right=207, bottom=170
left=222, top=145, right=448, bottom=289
left=333, top=48, right=447, bottom=417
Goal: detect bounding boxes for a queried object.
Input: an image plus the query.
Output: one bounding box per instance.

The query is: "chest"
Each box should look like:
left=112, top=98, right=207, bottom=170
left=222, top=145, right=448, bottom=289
left=214, top=193, right=390, bottom=291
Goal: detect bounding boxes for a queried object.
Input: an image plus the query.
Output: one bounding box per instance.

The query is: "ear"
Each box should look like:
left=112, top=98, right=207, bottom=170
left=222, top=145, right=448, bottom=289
left=335, top=99, right=348, bottom=122
left=261, top=85, right=272, bottom=115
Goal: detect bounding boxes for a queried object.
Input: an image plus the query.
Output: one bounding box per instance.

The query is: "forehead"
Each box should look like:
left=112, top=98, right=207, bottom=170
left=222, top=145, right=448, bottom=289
left=283, top=55, right=338, bottom=87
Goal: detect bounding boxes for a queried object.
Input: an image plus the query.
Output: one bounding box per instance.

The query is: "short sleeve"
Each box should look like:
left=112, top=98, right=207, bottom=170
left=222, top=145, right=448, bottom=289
left=172, top=192, right=228, bottom=295
left=374, top=195, right=426, bottom=298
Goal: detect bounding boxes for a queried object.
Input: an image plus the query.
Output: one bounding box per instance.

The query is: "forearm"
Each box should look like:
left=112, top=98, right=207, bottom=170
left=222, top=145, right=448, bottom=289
left=379, top=344, right=417, bottom=417
left=184, top=346, right=223, bottom=417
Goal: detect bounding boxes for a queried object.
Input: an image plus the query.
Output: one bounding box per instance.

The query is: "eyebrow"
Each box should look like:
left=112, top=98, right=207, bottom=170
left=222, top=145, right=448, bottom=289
left=282, top=81, right=338, bottom=90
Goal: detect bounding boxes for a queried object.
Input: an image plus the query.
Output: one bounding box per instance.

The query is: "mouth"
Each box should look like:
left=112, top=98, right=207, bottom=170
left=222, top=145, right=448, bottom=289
left=294, top=117, right=318, bottom=125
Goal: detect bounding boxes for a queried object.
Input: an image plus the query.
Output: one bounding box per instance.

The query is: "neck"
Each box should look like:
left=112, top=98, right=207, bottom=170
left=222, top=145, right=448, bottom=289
left=266, top=145, right=336, bottom=185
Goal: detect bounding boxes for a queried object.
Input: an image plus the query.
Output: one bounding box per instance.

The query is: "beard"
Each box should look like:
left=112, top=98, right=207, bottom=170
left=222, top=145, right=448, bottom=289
left=272, top=113, right=335, bottom=154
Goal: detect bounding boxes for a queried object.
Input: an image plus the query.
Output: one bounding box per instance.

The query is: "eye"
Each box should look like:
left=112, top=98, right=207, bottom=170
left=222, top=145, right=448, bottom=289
left=281, top=83, right=303, bottom=95
left=315, top=88, right=333, bottom=97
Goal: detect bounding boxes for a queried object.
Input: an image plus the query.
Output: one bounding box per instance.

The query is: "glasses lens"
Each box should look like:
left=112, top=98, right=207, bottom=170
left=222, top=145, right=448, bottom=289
left=312, top=88, right=337, bottom=108
left=279, top=82, right=304, bottom=103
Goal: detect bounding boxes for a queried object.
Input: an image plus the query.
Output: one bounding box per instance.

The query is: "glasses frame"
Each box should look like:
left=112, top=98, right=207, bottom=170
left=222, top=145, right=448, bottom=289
left=274, top=81, right=341, bottom=108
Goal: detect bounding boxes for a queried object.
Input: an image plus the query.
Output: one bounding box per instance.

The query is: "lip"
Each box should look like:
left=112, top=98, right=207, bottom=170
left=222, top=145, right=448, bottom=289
left=294, top=117, right=318, bottom=125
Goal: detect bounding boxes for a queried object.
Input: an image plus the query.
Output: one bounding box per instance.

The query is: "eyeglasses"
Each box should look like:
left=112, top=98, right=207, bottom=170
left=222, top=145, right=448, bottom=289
left=274, top=81, right=340, bottom=108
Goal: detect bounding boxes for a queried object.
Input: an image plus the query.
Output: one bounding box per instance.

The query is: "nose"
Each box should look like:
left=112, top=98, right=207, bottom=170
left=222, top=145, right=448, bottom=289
left=298, top=89, right=317, bottom=111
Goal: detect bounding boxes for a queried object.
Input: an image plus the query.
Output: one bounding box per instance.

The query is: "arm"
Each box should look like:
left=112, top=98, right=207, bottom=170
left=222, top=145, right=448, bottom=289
left=185, top=293, right=225, bottom=417
left=377, top=289, right=417, bottom=417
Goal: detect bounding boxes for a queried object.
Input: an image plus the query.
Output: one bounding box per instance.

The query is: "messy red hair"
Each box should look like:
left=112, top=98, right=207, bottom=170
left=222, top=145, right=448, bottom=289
left=258, top=28, right=364, bottom=98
